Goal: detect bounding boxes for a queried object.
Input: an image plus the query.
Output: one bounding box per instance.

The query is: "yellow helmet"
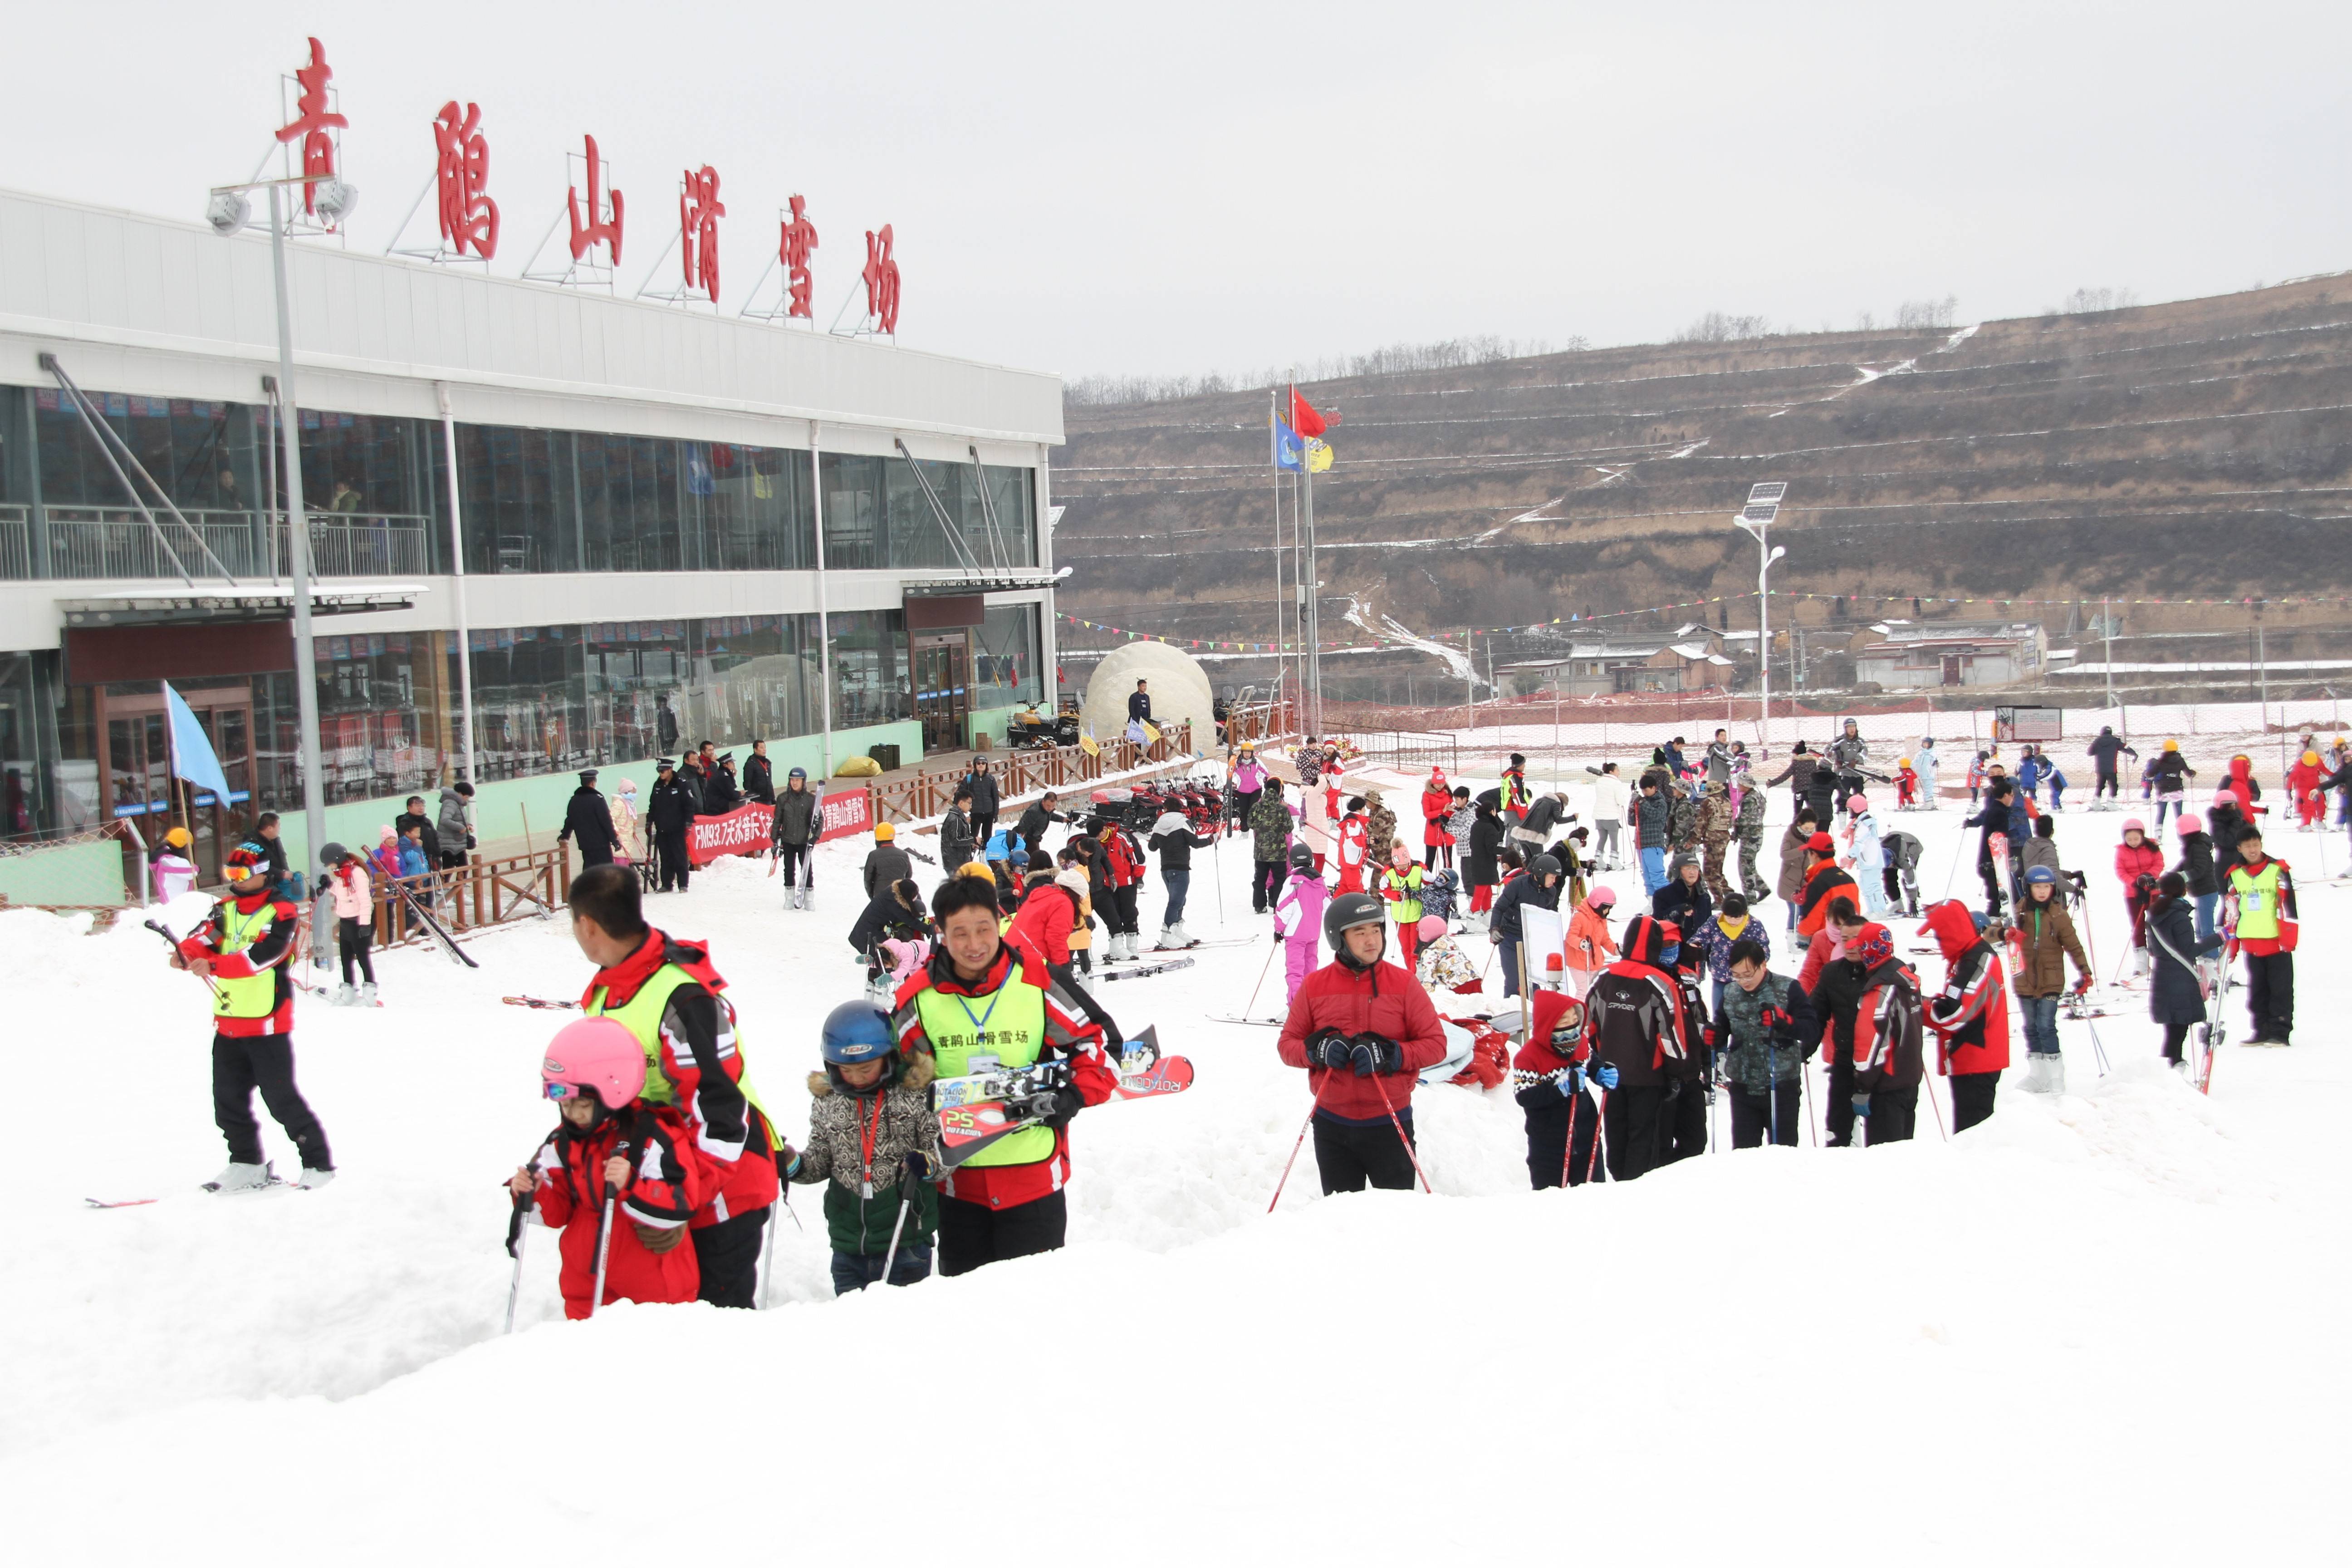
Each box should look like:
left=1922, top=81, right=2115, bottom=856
left=1897, top=757, right=1911, bottom=769
left=164, top=826, right=192, bottom=849
left=2163, top=739, right=2180, bottom=752
left=2304, top=750, right=2321, bottom=766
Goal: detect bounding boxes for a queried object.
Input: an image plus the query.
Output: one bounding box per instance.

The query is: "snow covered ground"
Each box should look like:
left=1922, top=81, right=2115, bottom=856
left=5, top=769, right=2348, bottom=1563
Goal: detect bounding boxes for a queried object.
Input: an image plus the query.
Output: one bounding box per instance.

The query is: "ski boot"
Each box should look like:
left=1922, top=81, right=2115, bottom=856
left=205, top=1161, right=274, bottom=1194
left=330, top=983, right=357, bottom=1006
left=295, top=1167, right=336, bottom=1190
left=359, top=981, right=378, bottom=1006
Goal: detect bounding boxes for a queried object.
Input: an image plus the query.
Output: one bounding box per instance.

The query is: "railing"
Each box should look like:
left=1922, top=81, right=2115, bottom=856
left=1221, top=699, right=1300, bottom=749
left=0, top=505, right=29, bottom=580
left=868, top=721, right=1196, bottom=825
left=368, top=846, right=570, bottom=951
left=1351, top=728, right=1463, bottom=773
left=38, top=506, right=431, bottom=581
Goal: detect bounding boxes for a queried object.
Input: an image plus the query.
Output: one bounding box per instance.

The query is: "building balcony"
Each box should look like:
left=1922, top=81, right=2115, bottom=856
left=0, top=505, right=431, bottom=583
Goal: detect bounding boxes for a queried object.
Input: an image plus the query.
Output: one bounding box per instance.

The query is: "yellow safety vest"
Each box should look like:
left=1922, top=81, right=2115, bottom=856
left=915, top=974, right=1052, bottom=1168
left=587, top=963, right=775, bottom=1141
left=2228, top=861, right=2284, bottom=941
left=1383, top=864, right=1425, bottom=923
left=213, top=901, right=280, bottom=1021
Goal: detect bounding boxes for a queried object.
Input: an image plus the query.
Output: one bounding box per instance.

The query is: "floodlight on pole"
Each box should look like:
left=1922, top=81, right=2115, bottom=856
left=1733, top=483, right=1788, bottom=746
left=203, top=171, right=358, bottom=877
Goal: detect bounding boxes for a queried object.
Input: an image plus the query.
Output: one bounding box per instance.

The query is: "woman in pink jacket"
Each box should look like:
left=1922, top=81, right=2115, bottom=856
left=1271, top=843, right=1328, bottom=1004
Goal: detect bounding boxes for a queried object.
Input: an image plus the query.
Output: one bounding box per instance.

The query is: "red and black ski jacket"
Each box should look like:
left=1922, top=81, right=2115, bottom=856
left=181, top=892, right=300, bottom=1037
left=1797, top=861, right=1859, bottom=939
left=1577, top=915, right=1689, bottom=1088
left=1510, top=989, right=1591, bottom=1106
left=530, top=1104, right=707, bottom=1320
left=1921, top=901, right=2010, bottom=1076
left=583, top=930, right=780, bottom=1227
left=1850, top=959, right=1926, bottom=1096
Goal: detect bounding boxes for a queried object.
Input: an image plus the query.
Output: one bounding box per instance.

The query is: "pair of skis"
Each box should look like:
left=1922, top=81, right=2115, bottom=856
left=931, top=1030, right=1194, bottom=1168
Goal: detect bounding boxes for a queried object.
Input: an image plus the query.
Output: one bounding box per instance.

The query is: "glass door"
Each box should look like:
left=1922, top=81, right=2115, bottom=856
left=101, top=686, right=256, bottom=886
left=911, top=633, right=970, bottom=754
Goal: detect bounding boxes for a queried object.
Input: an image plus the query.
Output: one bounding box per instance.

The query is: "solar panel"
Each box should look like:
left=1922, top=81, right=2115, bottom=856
left=1746, top=481, right=1788, bottom=504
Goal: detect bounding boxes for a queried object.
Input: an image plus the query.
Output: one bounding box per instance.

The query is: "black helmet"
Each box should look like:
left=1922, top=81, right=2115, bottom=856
left=1323, top=891, right=1387, bottom=967
left=318, top=841, right=348, bottom=869
left=1529, top=853, right=1563, bottom=882
left=1289, top=842, right=1316, bottom=873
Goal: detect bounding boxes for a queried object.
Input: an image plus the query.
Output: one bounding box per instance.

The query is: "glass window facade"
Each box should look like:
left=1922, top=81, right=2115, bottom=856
left=822, top=453, right=1035, bottom=571
left=975, top=603, right=1043, bottom=707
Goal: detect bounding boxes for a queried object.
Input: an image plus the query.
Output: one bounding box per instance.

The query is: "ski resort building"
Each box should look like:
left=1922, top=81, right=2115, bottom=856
left=0, top=188, right=1063, bottom=884
left=1849, top=620, right=2047, bottom=691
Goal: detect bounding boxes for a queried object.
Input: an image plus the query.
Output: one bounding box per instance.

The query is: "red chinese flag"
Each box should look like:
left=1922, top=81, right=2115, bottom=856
left=1290, top=387, right=1332, bottom=438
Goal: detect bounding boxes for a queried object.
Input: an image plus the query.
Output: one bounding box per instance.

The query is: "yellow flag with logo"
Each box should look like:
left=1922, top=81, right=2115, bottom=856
left=1079, top=730, right=1100, bottom=757
left=1305, top=438, right=1334, bottom=473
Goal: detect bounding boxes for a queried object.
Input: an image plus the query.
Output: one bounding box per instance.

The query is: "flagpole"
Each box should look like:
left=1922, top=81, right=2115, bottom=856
left=1301, top=412, right=1323, bottom=740
left=1269, top=387, right=1286, bottom=732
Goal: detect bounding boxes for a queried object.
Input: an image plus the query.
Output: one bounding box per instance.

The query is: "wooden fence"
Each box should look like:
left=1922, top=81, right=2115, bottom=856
left=370, top=846, right=571, bottom=950
left=868, top=721, right=1197, bottom=826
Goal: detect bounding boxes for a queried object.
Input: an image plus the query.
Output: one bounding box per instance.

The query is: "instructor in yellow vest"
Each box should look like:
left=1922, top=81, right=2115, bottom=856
left=891, top=874, right=1115, bottom=1275
left=2223, top=823, right=2298, bottom=1046
left=170, top=837, right=333, bottom=1192
left=569, top=863, right=784, bottom=1307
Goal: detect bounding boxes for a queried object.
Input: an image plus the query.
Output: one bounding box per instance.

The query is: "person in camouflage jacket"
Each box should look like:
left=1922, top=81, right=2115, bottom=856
left=1715, top=945, right=1821, bottom=1147
left=1734, top=776, right=1771, bottom=903
left=1365, top=789, right=1398, bottom=868
left=1668, top=788, right=1700, bottom=857
left=1250, top=779, right=1297, bottom=913
left=1696, top=781, right=1735, bottom=902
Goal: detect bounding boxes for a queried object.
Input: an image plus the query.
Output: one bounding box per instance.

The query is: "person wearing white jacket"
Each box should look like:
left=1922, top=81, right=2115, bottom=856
left=1842, top=796, right=1888, bottom=916
left=1583, top=762, right=1631, bottom=868
left=1913, top=739, right=1940, bottom=811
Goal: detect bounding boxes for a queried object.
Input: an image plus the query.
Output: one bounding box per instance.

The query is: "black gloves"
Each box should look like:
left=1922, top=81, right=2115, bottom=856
left=1306, top=1029, right=1352, bottom=1069
left=1347, top=1032, right=1404, bottom=1077
left=900, top=1150, right=938, bottom=1186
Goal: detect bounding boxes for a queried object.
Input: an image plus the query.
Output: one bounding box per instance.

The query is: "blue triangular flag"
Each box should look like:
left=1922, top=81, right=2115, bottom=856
left=164, top=683, right=233, bottom=806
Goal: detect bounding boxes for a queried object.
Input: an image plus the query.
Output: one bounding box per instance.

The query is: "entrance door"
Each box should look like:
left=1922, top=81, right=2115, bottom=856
left=911, top=633, right=971, bottom=755
left=99, top=685, right=255, bottom=887
left=1940, top=655, right=1964, bottom=687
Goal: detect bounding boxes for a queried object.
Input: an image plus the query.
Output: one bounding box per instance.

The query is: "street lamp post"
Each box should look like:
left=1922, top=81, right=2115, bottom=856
left=1734, top=483, right=1788, bottom=750
left=207, top=173, right=358, bottom=875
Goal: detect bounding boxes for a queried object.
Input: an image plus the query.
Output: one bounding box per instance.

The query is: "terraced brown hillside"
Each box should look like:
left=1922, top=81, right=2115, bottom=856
left=1051, top=277, right=2352, bottom=699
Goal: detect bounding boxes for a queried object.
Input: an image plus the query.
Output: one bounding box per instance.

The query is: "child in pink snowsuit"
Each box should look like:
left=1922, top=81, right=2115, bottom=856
left=1271, top=848, right=1327, bottom=1004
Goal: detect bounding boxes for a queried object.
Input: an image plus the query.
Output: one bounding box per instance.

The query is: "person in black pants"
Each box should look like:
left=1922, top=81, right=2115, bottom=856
left=1515, top=991, right=1607, bottom=1186
left=647, top=758, right=697, bottom=891
left=1963, top=779, right=2016, bottom=916
left=1248, top=778, right=1293, bottom=914
left=963, top=758, right=1000, bottom=851
left=1811, top=902, right=1872, bottom=1146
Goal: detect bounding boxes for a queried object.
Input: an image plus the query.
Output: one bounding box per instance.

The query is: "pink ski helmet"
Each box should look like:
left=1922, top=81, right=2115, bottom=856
left=541, top=1017, right=646, bottom=1110
left=1588, top=883, right=1618, bottom=911
left=2214, top=789, right=2238, bottom=808
left=2121, top=817, right=2146, bottom=836
left=1416, top=914, right=1446, bottom=942
left=2176, top=812, right=2204, bottom=834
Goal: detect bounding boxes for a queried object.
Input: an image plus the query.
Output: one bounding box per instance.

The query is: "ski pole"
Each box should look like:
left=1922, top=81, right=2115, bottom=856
left=1269, top=1075, right=1332, bottom=1212
left=1367, top=1068, right=1433, bottom=1194
left=2083, top=1015, right=2112, bottom=1077
left=1801, top=1058, right=1818, bottom=1146
left=759, top=1207, right=778, bottom=1310
left=1585, top=1087, right=1609, bottom=1183
left=1244, top=938, right=1278, bottom=1019
left=503, top=1187, right=535, bottom=1334
left=1560, top=1071, right=1582, bottom=1188
left=1921, top=1071, right=1950, bottom=1142
left=588, top=1196, right=616, bottom=1320
left=877, top=1194, right=913, bottom=1288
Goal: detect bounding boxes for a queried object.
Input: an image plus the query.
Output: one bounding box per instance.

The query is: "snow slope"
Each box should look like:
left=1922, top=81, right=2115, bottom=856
left=5, top=786, right=2347, bottom=1563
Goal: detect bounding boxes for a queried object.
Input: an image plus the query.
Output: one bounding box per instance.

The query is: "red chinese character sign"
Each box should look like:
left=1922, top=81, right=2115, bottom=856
left=566, top=135, right=624, bottom=264
left=679, top=166, right=725, bottom=301
left=862, top=224, right=901, bottom=333
left=780, top=196, right=818, bottom=318
left=432, top=102, right=499, bottom=259
left=274, top=37, right=348, bottom=218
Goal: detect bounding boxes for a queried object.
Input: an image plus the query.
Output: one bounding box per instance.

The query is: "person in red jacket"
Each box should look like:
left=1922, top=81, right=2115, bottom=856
left=570, top=865, right=781, bottom=1309
left=1795, top=833, right=1859, bottom=939
left=1920, top=900, right=2010, bottom=1132
left=2113, top=819, right=2164, bottom=977
left=2287, top=749, right=2325, bottom=828
left=171, top=838, right=333, bottom=1192
left=893, top=873, right=1116, bottom=1273
left=1421, top=768, right=1455, bottom=872
left=1843, top=922, right=1926, bottom=1144
left=512, top=1016, right=708, bottom=1319
left=1576, top=913, right=1692, bottom=1181
left=1333, top=796, right=1371, bottom=895
left=1276, top=892, right=1450, bottom=1193
left=1099, top=817, right=1148, bottom=962
left=1511, top=988, right=1607, bottom=1188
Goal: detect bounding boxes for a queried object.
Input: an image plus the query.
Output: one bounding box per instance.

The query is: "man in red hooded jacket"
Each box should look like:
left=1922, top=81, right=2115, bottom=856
left=572, top=864, right=782, bottom=1308
left=1921, top=900, right=2010, bottom=1132
left=1277, top=891, right=1449, bottom=1192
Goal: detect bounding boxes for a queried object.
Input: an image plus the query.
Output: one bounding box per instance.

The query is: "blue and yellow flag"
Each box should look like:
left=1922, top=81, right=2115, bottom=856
left=1273, top=416, right=1304, bottom=471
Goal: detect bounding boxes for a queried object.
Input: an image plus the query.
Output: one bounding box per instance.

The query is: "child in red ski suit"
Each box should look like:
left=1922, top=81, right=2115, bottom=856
left=1333, top=798, right=1370, bottom=895
left=2114, top=819, right=2165, bottom=969
left=513, top=1096, right=708, bottom=1320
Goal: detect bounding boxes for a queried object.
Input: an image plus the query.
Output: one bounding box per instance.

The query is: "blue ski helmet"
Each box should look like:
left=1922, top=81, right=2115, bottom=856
left=2024, top=865, right=2058, bottom=886
left=820, top=1000, right=895, bottom=1065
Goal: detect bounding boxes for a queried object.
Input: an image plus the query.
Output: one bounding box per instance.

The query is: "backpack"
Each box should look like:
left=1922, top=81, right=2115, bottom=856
left=1420, top=868, right=1459, bottom=922
left=1475, top=786, right=1502, bottom=813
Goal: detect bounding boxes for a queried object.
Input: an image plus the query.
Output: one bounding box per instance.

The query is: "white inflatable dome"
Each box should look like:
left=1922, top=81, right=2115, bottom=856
left=1083, top=640, right=1216, bottom=753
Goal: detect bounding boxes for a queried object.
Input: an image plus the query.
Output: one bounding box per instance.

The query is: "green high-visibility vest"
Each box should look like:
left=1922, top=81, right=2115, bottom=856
left=213, top=901, right=279, bottom=1021
left=1383, top=864, right=1425, bottom=924
left=915, top=974, right=1052, bottom=1168
left=587, top=964, right=774, bottom=1138
left=2229, top=861, right=2284, bottom=941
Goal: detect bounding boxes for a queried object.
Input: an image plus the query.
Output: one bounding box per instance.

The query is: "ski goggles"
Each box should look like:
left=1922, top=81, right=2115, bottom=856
left=544, top=1080, right=586, bottom=1101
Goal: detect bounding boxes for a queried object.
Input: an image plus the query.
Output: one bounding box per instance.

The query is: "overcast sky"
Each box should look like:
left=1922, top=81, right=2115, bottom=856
left=5, top=1, right=2347, bottom=382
